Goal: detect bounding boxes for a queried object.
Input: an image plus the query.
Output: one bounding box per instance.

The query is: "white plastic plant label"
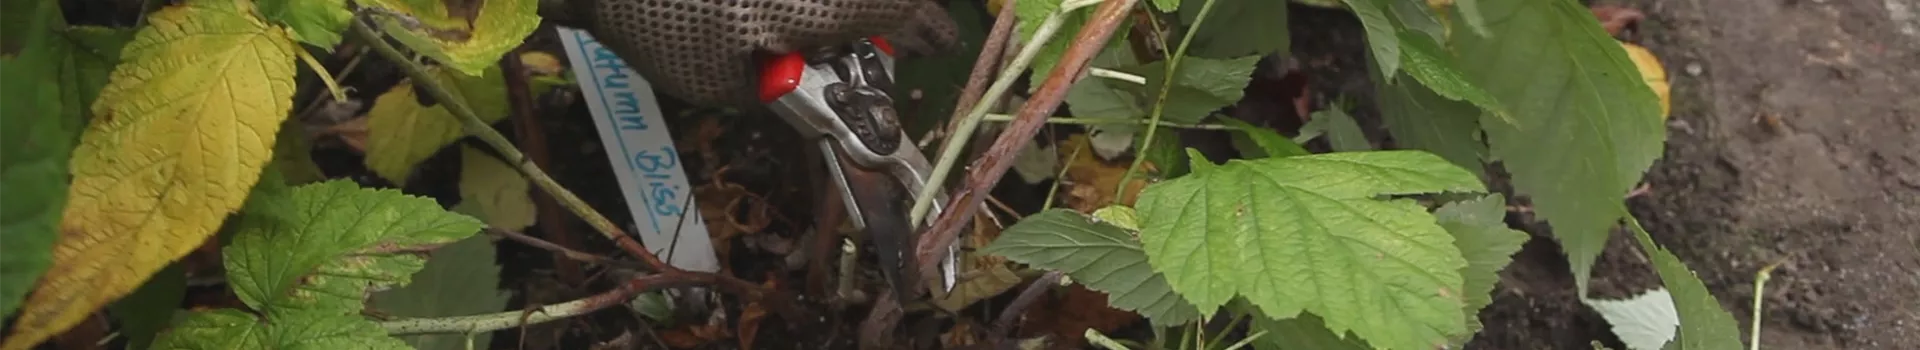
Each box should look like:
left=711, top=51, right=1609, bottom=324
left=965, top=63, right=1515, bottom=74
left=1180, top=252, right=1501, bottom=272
left=555, top=27, right=718, bottom=274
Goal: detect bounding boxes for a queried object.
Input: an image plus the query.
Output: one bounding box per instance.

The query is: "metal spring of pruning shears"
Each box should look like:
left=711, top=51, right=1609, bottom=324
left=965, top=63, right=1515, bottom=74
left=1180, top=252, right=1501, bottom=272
left=757, top=37, right=959, bottom=298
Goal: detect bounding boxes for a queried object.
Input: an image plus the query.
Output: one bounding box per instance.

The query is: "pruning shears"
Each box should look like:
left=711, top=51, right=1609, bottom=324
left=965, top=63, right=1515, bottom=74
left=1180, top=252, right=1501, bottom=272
left=756, top=37, right=959, bottom=298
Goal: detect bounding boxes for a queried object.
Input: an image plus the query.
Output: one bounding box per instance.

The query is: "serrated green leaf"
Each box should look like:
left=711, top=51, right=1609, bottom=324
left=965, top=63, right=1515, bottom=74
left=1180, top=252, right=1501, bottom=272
left=225, top=179, right=485, bottom=316
left=1625, top=218, right=1744, bottom=350
left=1140, top=129, right=1189, bottom=177
left=0, top=0, right=78, bottom=318
left=1343, top=0, right=1402, bottom=79
left=1135, top=151, right=1484, bottom=350
left=1218, top=118, right=1309, bottom=159
left=1092, top=205, right=1143, bottom=231
left=1372, top=57, right=1486, bottom=179
left=109, top=263, right=187, bottom=350
left=361, top=0, right=539, bottom=75
left=1454, top=0, right=1666, bottom=294
left=370, top=235, right=509, bottom=350
left=1121, top=55, right=1260, bottom=124
left=1434, top=194, right=1528, bottom=346
left=151, top=308, right=412, bottom=350
left=259, top=0, right=351, bottom=48
left=1179, top=0, right=1290, bottom=58
left=983, top=209, right=1203, bottom=326
left=1396, top=31, right=1512, bottom=125
left=364, top=66, right=510, bottom=184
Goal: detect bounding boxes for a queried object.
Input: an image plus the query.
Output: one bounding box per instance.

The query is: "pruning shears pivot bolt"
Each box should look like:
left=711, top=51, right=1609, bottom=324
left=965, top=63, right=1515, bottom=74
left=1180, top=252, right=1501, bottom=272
left=757, top=37, right=960, bottom=298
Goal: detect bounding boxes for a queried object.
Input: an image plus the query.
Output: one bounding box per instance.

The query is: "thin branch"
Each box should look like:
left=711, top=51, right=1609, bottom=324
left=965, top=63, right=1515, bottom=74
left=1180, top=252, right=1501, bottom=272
left=501, top=48, right=585, bottom=284
left=1116, top=0, right=1221, bottom=202
left=909, top=0, right=1110, bottom=228
left=991, top=271, right=1064, bottom=342
left=981, top=113, right=1235, bottom=130
left=381, top=272, right=716, bottom=335
left=1087, top=67, right=1146, bottom=85
left=348, top=17, right=801, bottom=322
left=940, top=0, right=1023, bottom=139
left=487, top=228, right=645, bottom=271
left=348, top=19, right=662, bottom=271
left=913, top=0, right=1140, bottom=293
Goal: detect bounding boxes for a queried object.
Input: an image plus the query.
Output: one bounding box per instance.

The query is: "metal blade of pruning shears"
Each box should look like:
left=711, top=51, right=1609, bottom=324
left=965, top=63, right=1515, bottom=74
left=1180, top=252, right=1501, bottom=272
left=756, top=37, right=959, bottom=299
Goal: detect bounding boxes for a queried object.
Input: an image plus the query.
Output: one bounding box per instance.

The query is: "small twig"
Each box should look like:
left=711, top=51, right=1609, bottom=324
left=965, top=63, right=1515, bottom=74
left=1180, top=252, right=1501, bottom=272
left=487, top=228, right=645, bottom=271
left=982, top=113, right=1235, bottom=130
left=1752, top=258, right=1787, bottom=350
left=1087, top=67, right=1146, bottom=85
left=914, top=0, right=1139, bottom=294
left=381, top=272, right=716, bottom=335
left=991, top=271, right=1064, bottom=342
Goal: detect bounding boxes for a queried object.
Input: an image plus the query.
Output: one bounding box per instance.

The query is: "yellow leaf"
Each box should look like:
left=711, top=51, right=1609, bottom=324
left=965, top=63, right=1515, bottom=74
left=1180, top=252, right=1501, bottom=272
left=360, top=0, right=539, bottom=76
left=2, top=0, right=298, bottom=347
left=363, top=66, right=509, bottom=184
left=1621, top=42, right=1670, bottom=119
left=456, top=145, right=536, bottom=230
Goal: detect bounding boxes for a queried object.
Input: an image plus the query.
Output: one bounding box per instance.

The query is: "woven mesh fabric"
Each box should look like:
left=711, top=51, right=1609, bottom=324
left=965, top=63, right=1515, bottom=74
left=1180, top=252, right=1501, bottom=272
left=575, top=0, right=958, bottom=108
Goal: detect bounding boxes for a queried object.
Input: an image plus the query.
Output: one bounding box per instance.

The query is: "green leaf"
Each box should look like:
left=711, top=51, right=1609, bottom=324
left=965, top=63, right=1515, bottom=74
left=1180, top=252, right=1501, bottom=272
left=1372, top=58, right=1486, bottom=178
left=1389, top=0, right=1447, bottom=45
left=1066, top=75, right=1147, bottom=121
left=259, top=0, right=351, bottom=48
left=1185, top=148, right=1217, bottom=175
left=1151, top=0, right=1180, bottom=12
left=1179, top=0, right=1290, bottom=58
left=370, top=235, right=509, bottom=350
left=1140, top=129, right=1189, bottom=177
left=150, top=308, right=411, bottom=349
left=364, top=66, right=511, bottom=184
left=0, top=0, right=78, bottom=318
left=1342, top=0, right=1402, bottom=79
left=1251, top=311, right=1371, bottom=350
left=109, top=263, right=188, bottom=350
left=1454, top=0, right=1666, bottom=294
left=360, top=0, right=539, bottom=75
left=1625, top=218, right=1744, bottom=350
left=225, top=179, right=486, bottom=316
left=1298, top=106, right=1373, bottom=152
left=1396, top=31, right=1512, bottom=125
left=1134, top=151, right=1484, bottom=350
left=982, top=209, right=1203, bottom=326
left=1218, top=118, right=1309, bottom=159
left=1016, top=0, right=1132, bottom=91
left=1586, top=289, right=1680, bottom=350
left=1121, top=55, right=1260, bottom=124
left=274, top=119, right=327, bottom=185
left=1434, top=194, right=1528, bottom=346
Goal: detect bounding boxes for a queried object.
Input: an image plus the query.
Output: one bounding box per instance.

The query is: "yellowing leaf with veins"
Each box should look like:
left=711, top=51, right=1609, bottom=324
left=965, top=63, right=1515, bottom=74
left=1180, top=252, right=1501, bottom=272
left=360, top=0, right=539, bottom=76
left=456, top=145, right=536, bottom=230
left=2, top=0, right=298, bottom=347
left=363, top=66, right=508, bottom=184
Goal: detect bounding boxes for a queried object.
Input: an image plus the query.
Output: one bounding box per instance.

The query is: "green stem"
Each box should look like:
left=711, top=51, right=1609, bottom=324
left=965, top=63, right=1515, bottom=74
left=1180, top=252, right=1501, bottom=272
left=1202, top=312, right=1246, bottom=350
left=1752, top=259, right=1785, bottom=350
left=983, top=113, right=1235, bottom=130
left=347, top=20, right=664, bottom=268
left=1115, top=0, right=1223, bottom=202
left=908, top=0, right=1107, bottom=227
